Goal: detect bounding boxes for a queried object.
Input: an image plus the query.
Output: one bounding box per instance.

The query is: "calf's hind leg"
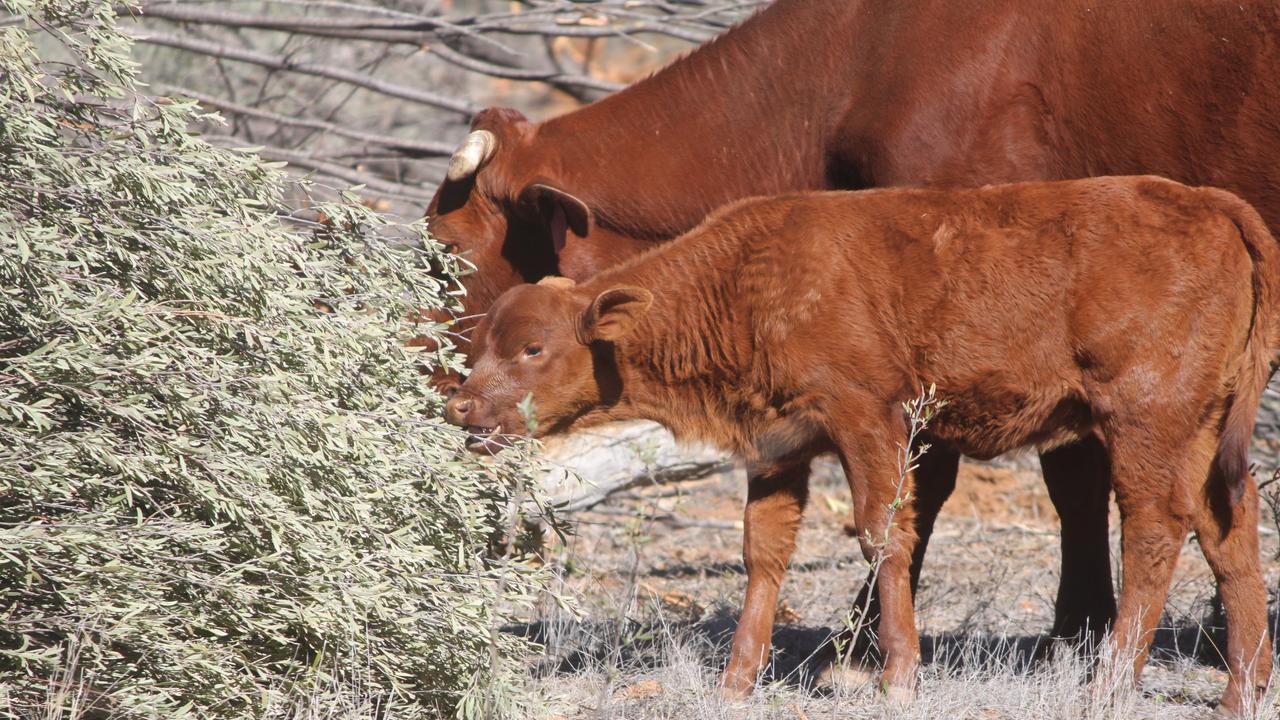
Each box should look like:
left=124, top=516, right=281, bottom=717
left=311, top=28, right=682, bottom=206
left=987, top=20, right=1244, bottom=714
left=1105, top=430, right=1196, bottom=685
left=721, top=457, right=812, bottom=695
left=1191, top=468, right=1271, bottom=716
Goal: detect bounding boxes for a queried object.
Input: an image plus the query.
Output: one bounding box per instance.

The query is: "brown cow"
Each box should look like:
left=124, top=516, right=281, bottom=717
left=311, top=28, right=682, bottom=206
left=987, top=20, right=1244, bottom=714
left=445, top=177, right=1276, bottom=713
left=426, top=0, right=1280, bottom=653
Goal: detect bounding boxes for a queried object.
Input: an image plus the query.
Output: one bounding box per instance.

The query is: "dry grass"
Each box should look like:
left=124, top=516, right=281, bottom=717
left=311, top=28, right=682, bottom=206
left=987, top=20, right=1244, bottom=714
left=517, top=457, right=1280, bottom=719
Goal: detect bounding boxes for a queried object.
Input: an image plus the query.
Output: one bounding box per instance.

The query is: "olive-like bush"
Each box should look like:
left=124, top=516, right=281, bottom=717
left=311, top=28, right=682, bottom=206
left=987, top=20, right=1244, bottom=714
left=0, top=2, right=548, bottom=717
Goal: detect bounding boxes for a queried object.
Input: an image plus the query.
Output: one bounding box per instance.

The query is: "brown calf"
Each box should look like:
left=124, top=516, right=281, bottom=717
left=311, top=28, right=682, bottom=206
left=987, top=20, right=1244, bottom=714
left=445, top=177, right=1276, bottom=712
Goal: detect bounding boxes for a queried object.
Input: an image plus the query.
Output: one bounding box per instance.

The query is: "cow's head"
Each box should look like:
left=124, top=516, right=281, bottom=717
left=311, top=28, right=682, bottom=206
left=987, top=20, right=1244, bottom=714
left=443, top=277, right=652, bottom=453
left=426, top=108, right=600, bottom=344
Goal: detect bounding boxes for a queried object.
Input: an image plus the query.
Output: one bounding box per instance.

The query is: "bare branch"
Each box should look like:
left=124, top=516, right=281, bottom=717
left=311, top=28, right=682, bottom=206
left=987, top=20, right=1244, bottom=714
left=113, top=0, right=763, bottom=206
left=125, top=3, right=622, bottom=96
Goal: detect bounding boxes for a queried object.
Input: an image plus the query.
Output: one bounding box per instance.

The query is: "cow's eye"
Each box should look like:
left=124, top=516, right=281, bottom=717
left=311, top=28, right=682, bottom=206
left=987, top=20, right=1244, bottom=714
left=523, top=344, right=543, bottom=358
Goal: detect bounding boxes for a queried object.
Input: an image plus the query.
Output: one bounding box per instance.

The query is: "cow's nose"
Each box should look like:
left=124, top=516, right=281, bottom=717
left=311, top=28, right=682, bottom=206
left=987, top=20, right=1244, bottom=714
left=444, top=396, right=473, bottom=426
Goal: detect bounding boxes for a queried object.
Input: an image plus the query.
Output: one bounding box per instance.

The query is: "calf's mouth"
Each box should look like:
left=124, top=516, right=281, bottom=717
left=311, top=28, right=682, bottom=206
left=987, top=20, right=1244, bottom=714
left=463, top=424, right=509, bottom=454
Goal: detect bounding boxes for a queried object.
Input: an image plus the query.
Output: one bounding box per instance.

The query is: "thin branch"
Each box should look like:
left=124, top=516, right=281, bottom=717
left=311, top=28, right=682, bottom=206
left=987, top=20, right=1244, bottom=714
left=428, top=40, right=621, bottom=94
left=126, top=3, right=477, bottom=39
left=204, top=137, right=434, bottom=203
left=122, top=29, right=478, bottom=116
left=158, top=85, right=455, bottom=158
left=475, top=21, right=714, bottom=44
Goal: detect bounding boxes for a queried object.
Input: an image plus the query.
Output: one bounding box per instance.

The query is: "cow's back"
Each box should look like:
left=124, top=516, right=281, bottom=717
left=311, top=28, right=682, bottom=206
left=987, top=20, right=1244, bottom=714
left=834, top=0, right=1280, bottom=231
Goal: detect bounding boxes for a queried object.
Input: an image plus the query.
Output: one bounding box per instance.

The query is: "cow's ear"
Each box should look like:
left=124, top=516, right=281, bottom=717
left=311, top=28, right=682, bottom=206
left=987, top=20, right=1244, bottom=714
left=518, top=183, right=591, bottom=255
left=581, top=287, right=652, bottom=342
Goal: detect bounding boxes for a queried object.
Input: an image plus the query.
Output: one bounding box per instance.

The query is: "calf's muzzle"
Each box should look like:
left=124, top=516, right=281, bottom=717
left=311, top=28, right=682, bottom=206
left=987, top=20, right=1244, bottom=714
left=444, top=393, right=511, bottom=454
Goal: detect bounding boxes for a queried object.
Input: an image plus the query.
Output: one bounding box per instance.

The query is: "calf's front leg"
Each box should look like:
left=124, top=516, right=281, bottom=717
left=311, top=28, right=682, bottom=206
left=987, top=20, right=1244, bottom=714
left=721, top=457, right=812, bottom=695
left=836, top=438, right=958, bottom=667
left=831, top=414, right=921, bottom=696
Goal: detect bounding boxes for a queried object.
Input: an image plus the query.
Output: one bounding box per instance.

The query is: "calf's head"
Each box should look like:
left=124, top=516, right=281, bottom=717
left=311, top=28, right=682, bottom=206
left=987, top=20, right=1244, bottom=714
left=443, top=277, right=652, bottom=453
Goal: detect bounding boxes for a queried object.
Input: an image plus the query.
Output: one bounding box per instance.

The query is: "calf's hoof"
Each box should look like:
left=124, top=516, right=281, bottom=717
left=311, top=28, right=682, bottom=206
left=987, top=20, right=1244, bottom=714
left=1214, top=681, right=1266, bottom=718
left=883, top=681, right=915, bottom=707
left=815, top=657, right=877, bottom=690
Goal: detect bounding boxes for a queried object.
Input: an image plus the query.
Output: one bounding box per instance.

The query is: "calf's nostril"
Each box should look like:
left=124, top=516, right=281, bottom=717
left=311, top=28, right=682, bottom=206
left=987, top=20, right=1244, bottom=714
left=444, top=397, right=473, bottom=426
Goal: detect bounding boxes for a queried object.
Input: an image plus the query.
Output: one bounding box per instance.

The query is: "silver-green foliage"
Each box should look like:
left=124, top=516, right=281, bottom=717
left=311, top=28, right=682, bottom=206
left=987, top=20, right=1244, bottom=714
left=0, top=2, right=546, bottom=717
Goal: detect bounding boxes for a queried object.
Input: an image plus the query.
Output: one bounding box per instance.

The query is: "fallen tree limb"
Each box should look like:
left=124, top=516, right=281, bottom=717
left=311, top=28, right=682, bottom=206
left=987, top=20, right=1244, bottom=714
left=540, top=421, right=733, bottom=513
left=580, top=506, right=742, bottom=530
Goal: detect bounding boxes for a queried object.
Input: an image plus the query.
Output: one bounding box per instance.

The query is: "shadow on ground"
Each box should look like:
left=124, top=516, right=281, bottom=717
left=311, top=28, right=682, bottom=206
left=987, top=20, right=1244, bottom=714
left=506, top=606, right=1280, bottom=692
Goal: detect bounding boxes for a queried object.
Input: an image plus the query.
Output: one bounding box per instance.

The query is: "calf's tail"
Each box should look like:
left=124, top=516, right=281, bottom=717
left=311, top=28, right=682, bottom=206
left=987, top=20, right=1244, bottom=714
left=1205, top=188, right=1280, bottom=505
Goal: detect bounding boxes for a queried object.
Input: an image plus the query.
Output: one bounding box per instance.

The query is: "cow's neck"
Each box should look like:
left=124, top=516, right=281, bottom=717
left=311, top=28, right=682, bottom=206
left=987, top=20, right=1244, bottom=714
left=534, top=0, right=867, bottom=241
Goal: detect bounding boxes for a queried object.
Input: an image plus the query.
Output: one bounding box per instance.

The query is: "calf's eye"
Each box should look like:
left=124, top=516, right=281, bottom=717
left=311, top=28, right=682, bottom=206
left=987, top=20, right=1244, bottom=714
left=523, top=344, right=543, bottom=358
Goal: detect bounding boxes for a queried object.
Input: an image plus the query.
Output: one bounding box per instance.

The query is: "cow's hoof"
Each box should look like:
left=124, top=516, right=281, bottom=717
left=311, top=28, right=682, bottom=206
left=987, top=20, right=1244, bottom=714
left=714, top=684, right=752, bottom=702
left=815, top=657, right=877, bottom=689
left=1212, top=687, right=1245, bottom=719
left=717, top=665, right=759, bottom=700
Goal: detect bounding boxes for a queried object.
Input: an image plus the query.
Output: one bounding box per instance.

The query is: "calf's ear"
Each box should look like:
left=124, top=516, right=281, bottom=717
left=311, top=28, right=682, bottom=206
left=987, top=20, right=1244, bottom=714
left=518, top=182, right=591, bottom=255
left=582, top=287, right=653, bottom=342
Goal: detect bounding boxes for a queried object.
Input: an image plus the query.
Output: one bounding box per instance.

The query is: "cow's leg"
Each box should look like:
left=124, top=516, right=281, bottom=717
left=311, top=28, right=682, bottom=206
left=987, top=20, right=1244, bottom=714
left=903, top=439, right=960, bottom=595
left=1191, top=467, right=1271, bottom=716
left=830, top=416, right=921, bottom=697
left=721, top=457, right=811, bottom=695
left=1040, top=437, right=1117, bottom=646
left=828, top=438, right=957, bottom=676
left=1105, top=432, right=1194, bottom=689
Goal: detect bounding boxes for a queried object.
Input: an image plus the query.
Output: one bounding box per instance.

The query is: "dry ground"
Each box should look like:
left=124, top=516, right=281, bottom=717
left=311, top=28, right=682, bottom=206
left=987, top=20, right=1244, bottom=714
left=512, top=454, right=1280, bottom=719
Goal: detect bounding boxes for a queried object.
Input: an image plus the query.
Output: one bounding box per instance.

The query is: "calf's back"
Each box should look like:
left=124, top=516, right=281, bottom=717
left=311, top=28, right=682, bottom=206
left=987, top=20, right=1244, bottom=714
left=596, top=177, right=1272, bottom=461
